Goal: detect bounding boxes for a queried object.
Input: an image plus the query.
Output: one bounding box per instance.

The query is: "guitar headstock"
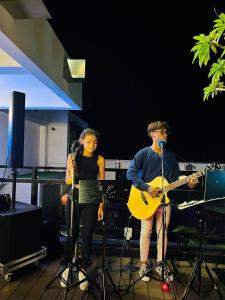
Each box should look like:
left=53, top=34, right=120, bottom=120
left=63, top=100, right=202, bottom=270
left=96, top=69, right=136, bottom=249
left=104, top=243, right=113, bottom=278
left=206, top=162, right=222, bottom=171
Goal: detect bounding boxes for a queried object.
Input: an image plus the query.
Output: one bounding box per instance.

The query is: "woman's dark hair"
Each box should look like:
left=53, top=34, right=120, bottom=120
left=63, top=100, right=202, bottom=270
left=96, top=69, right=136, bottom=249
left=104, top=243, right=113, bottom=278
left=79, top=128, right=100, bottom=140
left=75, top=128, right=100, bottom=166
left=70, top=140, right=80, bottom=153
left=71, top=128, right=100, bottom=153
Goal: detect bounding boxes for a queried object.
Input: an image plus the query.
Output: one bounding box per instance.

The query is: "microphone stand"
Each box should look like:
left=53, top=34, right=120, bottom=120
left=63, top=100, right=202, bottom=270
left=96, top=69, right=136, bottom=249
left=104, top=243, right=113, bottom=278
left=45, top=154, right=90, bottom=300
left=80, top=180, right=123, bottom=300
left=157, top=140, right=177, bottom=299
left=124, top=141, right=178, bottom=298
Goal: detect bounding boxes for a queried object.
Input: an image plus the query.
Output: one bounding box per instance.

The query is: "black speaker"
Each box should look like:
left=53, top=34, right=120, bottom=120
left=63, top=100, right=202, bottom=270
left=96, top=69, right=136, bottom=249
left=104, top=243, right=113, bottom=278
left=8, top=91, right=25, bottom=168
left=40, top=183, right=66, bottom=258
left=0, top=202, right=41, bottom=263
left=40, top=183, right=66, bottom=224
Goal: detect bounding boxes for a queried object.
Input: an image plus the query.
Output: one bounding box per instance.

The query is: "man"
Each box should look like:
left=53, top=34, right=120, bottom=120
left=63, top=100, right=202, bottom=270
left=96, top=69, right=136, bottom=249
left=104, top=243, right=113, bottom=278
left=127, top=121, right=198, bottom=282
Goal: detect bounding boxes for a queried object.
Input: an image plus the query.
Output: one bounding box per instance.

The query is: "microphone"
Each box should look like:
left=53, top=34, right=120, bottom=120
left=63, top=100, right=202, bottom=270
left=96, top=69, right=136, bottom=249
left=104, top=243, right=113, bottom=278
left=158, top=140, right=166, bottom=147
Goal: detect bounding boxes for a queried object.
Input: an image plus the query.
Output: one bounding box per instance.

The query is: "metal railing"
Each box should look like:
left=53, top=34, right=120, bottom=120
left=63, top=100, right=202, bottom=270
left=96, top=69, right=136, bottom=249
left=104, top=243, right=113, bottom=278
left=0, top=166, right=66, bottom=206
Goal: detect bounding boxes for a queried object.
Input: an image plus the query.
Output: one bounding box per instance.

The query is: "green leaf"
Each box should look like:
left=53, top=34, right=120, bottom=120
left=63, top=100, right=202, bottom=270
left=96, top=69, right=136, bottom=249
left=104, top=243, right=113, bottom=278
left=210, top=44, right=217, bottom=54
left=192, top=12, right=225, bottom=101
left=203, top=81, right=225, bottom=100
left=213, top=13, right=225, bottom=41
left=191, top=33, right=211, bottom=67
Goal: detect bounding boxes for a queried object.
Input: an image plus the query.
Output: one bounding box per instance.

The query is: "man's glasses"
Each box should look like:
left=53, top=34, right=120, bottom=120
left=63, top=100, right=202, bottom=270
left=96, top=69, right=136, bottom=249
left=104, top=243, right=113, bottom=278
left=153, top=130, right=169, bottom=135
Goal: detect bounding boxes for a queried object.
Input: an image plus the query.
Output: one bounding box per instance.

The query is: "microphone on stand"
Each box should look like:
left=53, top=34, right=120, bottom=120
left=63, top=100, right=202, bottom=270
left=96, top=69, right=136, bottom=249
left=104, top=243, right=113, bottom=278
left=158, top=140, right=166, bottom=147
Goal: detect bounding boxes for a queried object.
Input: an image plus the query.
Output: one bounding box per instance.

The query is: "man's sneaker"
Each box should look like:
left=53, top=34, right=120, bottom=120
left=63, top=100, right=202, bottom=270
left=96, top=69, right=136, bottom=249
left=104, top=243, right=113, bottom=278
left=60, top=267, right=69, bottom=287
left=78, top=270, right=89, bottom=290
left=155, top=265, right=174, bottom=282
left=139, top=264, right=150, bottom=282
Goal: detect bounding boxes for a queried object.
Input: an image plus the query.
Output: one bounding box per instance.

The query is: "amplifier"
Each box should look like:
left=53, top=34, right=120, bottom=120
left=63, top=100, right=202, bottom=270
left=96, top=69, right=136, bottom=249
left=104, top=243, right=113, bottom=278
left=0, top=202, right=41, bottom=263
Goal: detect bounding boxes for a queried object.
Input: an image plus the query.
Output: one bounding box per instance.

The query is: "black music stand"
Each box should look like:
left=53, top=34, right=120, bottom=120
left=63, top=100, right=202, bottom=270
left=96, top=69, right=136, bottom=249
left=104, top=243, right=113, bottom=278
left=178, top=199, right=224, bottom=300
left=46, top=182, right=95, bottom=300
left=118, top=214, right=140, bottom=292
left=79, top=179, right=132, bottom=300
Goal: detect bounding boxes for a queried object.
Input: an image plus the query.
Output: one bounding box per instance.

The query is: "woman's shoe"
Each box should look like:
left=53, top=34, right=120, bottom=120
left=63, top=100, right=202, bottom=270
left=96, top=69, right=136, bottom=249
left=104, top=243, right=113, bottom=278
left=78, top=269, right=89, bottom=290
left=60, top=267, right=69, bottom=287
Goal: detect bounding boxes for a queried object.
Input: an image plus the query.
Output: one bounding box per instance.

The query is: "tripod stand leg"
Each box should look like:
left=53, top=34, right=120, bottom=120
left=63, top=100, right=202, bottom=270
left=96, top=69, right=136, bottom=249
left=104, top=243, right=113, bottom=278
left=162, top=265, right=177, bottom=300
left=106, top=271, right=123, bottom=300
left=196, top=261, right=202, bottom=295
left=182, top=259, right=200, bottom=300
left=126, top=258, right=135, bottom=289
left=118, top=240, right=127, bottom=290
left=102, top=271, right=107, bottom=300
left=170, top=259, right=180, bottom=275
left=45, top=270, right=61, bottom=289
left=46, top=265, right=71, bottom=291
left=203, top=261, right=224, bottom=300
left=169, top=281, right=177, bottom=300
left=62, top=266, right=74, bottom=300
left=118, top=239, right=136, bottom=291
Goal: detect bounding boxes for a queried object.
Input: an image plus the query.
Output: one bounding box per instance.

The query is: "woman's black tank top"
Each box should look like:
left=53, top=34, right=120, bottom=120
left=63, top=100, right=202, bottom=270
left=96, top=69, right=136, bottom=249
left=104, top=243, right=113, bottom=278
left=76, top=155, right=99, bottom=180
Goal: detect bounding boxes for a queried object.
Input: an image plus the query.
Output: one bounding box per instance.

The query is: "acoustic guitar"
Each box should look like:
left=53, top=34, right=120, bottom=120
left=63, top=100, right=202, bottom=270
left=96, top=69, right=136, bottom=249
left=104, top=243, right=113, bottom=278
left=127, top=164, right=217, bottom=220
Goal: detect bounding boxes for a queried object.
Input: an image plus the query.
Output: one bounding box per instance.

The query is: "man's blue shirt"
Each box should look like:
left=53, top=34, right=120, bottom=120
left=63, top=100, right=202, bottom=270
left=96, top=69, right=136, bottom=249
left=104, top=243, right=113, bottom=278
left=127, top=146, right=181, bottom=191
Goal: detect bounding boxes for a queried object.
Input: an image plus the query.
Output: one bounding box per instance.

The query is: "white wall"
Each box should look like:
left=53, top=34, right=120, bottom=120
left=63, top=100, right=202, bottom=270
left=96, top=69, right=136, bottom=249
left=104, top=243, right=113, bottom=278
left=24, top=118, right=41, bottom=166
left=23, top=110, right=68, bottom=167
left=45, top=111, right=68, bottom=167
left=0, top=110, right=43, bottom=169
left=39, top=125, right=47, bottom=166
left=0, top=110, right=69, bottom=169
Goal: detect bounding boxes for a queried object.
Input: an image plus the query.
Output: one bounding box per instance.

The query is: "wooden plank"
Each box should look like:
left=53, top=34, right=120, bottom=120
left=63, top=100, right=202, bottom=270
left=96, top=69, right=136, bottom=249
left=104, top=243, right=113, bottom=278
left=24, top=258, right=61, bottom=299
left=0, top=274, right=26, bottom=300
left=0, top=276, right=8, bottom=290
left=8, top=264, right=47, bottom=300
left=0, top=255, right=224, bottom=300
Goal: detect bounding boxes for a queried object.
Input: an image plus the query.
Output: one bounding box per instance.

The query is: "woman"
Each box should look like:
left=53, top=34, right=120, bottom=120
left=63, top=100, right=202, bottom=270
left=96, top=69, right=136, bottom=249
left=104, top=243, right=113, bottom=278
left=61, top=128, right=105, bottom=290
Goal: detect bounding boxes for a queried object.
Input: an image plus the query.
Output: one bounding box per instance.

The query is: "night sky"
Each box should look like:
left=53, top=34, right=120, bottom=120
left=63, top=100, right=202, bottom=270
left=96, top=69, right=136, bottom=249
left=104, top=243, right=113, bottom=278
left=43, top=0, right=225, bottom=163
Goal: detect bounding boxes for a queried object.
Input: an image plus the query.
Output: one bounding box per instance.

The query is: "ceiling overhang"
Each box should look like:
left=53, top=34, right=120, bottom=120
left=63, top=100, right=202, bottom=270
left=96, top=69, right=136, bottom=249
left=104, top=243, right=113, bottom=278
left=0, top=0, right=83, bottom=110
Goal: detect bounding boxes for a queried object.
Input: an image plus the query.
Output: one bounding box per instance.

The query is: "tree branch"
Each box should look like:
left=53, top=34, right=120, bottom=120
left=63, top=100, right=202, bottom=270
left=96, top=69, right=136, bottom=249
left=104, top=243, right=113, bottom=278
left=211, top=41, right=225, bottom=50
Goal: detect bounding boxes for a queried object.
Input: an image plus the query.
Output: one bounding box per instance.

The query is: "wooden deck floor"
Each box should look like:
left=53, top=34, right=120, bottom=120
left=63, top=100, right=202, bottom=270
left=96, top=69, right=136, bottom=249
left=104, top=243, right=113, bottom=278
left=0, top=255, right=224, bottom=300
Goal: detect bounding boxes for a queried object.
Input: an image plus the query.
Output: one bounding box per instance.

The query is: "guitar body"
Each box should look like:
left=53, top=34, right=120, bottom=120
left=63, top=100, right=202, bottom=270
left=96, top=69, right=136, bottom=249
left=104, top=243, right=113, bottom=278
left=127, top=165, right=216, bottom=220
left=127, top=177, right=170, bottom=220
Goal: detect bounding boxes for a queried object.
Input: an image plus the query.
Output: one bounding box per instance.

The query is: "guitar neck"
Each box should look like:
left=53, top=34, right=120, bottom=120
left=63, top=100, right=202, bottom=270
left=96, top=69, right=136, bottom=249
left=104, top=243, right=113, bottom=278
left=164, top=170, right=204, bottom=193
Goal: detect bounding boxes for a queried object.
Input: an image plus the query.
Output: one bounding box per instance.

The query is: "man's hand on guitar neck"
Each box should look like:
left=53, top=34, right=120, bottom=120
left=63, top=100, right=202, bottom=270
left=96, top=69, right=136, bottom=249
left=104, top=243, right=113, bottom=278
left=187, top=174, right=199, bottom=189
left=147, top=186, right=162, bottom=197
